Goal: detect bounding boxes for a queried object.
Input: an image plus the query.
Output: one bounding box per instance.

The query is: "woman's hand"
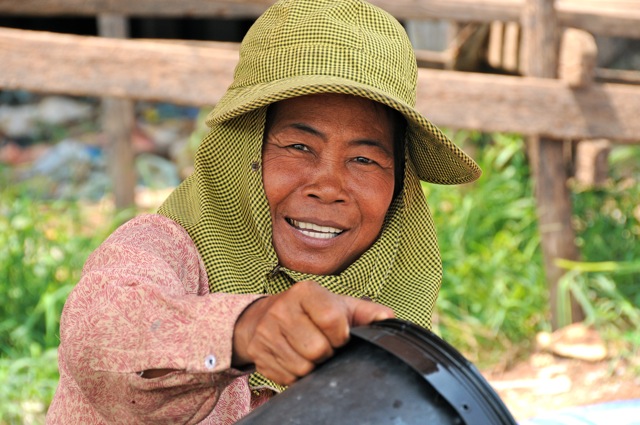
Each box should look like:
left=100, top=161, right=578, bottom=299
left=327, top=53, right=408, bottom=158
left=231, top=280, right=394, bottom=386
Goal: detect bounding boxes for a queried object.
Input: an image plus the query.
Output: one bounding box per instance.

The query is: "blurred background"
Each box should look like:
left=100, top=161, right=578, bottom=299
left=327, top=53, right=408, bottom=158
left=0, top=0, right=639, bottom=423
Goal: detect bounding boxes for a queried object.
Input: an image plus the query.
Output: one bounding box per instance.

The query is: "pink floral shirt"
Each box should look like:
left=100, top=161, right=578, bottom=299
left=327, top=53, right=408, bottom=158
left=47, top=214, right=273, bottom=424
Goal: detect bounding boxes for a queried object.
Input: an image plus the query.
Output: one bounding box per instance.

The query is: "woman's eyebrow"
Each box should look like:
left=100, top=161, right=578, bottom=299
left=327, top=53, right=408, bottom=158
left=349, top=139, right=394, bottom=158
left=289, top=122, right=324, bottom=138
left=288, top=123, right=393, bottom=157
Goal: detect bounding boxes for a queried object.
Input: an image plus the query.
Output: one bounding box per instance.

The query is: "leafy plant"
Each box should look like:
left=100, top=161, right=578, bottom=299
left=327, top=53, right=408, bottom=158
left=0, top=348, right=59, bottom=424
left=557, top=259, right=640, bottom=328
left=571, top=146, right=640, bottom=305
left=556, top=259, right=640, bottom=373
left=559, top=145, right=640, bottom=359
left=427, top=131, right=547, bottom=365
left=428, top=136, right=640, bottom=367
left=0, top=181, right=121, bottom=424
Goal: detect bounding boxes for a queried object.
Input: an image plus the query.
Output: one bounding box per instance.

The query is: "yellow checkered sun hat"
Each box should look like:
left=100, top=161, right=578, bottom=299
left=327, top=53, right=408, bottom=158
left=207, top=0, right=481, bottom=185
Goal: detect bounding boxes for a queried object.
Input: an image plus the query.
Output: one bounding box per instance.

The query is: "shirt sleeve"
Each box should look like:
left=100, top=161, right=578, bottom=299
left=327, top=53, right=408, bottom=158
left=56, top=214, right=265, bottom=424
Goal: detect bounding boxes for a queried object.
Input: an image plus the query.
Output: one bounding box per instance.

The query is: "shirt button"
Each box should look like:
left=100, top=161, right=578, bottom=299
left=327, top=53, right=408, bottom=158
left=204, top=354, right=216, bottom=370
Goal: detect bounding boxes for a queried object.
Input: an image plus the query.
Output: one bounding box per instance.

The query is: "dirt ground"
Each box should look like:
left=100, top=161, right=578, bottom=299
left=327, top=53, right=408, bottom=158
left=482, top=347, right=640, bottom=421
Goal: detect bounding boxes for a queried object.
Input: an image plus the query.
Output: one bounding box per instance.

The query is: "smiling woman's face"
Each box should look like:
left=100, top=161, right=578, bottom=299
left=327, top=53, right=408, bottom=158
left=262, top=93, right=396, bottom=275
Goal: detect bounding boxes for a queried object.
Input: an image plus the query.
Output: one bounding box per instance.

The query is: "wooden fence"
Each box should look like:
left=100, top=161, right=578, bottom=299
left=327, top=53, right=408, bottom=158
left=2, top=27, right=640, bottom=141
left=1, top=0, right=639, bottom=139
left=1, top=0, right=639, bottom=38
left=1, top=0, right=639, bottom=328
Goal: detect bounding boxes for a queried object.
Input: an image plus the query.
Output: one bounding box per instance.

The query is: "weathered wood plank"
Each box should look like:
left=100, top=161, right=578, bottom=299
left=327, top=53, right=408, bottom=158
left=0, top=27, right=238, bottom=108
left=0, top=0, right=639, bottom=38
left=2, top=28, right=640, bottom=142
left=596, top=68, right=640, bottom=86
left=521, top=0, right=560, bottom=79
left=521, top=0, right=583, bottom=329
left=559, top=29, right=597, bottom=88
left=559, top=0, right=640, bottom=38
left=416, top=71, right=640, bottom=142
left=98, top=14, right=136, bottom=210
left=0, top=0, right=273, bottom=17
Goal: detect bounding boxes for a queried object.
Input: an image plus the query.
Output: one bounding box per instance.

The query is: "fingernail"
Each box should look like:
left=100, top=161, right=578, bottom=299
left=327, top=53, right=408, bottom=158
left=374, top=312, right=392, bottom=321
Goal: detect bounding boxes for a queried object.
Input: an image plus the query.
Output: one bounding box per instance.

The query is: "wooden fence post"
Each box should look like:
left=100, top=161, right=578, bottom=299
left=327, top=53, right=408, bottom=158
left=98, top=14, right=136, bottom=209
left=559, top=28, right=611, bottom=189
left=521, top=0, right=585, bottom=329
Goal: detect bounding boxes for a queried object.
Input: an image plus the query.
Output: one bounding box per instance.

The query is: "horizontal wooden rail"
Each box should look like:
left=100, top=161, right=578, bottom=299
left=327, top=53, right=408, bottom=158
left=0, top=28, right=238, bottom=107
left=0, top=0, right=639, bottom=38
left=418, top=71, right=640, bottom=143
left=1, top=27, right=639, bottom=142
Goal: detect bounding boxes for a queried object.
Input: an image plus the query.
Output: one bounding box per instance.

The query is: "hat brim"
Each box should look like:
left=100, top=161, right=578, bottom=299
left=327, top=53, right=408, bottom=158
left=207, top=75, right=481, bottom=185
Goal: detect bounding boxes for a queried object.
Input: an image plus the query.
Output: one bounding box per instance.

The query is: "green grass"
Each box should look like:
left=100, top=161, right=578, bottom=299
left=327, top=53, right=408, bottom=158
left=0, top=175, right=125, bottom=424
left=427, top=132, right=547, bottom=364
left=427, top=133, right=640, bottom=366
left=558, top=145, right=640, bottom=355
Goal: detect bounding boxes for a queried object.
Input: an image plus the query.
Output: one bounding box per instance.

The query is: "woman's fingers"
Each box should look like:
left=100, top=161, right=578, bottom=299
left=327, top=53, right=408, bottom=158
left=250, top=306, right=327, bottom=373
left=282, top=313, right=335, bottom=364
left=299, top=282, right=394, bottom=347
left=232, top=280, right=395, bottom=385
left=248, top=332, right=316, bottom=386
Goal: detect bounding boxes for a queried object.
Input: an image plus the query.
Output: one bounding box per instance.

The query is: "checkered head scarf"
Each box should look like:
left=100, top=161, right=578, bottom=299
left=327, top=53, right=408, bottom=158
left=159, top=0, right=480, bottom=391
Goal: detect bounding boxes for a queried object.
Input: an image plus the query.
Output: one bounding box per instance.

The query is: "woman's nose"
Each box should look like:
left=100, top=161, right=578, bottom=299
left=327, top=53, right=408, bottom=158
left=301, top=159, right=348, bottom=203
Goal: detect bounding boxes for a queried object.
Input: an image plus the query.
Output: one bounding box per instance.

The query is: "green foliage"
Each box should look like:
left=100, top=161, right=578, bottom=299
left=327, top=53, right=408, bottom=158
left=557, top=259, right=640, bottom=330
left=571, top=146, right=640, bottom=304
left=0, top=349, right=59, bottom=424
left=427, top=136, right=640, bottom=367
left=556, top=260, right=640, bottom=373
left=554, top=146, right=640, bottom=359
left=426, top=132, right=547, bottom=364
left=0, top=182, right=117, bottom=424
left=2, top=193, right=81, bottom=355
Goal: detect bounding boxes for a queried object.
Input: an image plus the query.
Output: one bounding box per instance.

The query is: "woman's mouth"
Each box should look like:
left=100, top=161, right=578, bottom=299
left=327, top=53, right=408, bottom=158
left=287, top=218, right=344, bottom=239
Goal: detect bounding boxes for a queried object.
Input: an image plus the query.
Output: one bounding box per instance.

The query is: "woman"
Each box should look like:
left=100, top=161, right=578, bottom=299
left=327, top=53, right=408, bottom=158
left=47, top=0, right=480, bottom=423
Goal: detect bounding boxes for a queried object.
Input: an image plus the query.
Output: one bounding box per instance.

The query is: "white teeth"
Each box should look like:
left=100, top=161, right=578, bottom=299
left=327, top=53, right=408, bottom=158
left=299, top=230, right=336, bottom=239
left=289, top=219, right=343, bottom=239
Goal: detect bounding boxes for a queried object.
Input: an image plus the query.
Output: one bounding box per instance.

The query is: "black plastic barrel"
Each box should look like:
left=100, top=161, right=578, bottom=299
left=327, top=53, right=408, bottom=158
left=236, top=319, right=518, bottom=424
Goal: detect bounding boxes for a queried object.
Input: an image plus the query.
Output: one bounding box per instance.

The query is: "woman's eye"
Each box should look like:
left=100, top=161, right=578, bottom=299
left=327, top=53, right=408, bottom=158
left=354, top=156, right=375, bottom=165
left=289, top=144, right=309, bottom=152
